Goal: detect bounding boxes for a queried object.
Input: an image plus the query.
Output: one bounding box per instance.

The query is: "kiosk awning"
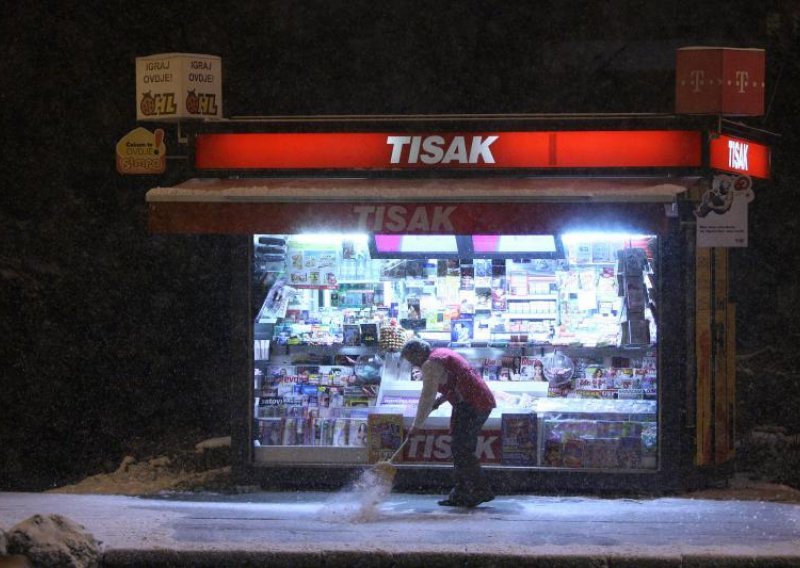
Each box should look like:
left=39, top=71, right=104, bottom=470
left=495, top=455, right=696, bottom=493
left=146, top=177, right=699, bottom=235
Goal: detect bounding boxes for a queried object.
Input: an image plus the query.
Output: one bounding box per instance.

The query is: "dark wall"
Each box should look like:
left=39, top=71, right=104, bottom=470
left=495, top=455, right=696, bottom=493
left=1, top=1, right=797, bottom=490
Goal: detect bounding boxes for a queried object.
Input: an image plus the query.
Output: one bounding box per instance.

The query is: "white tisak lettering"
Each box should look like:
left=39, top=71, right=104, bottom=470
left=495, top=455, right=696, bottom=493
left=407, top=435, right=426, bottom=456
left=421, top=135, right=445, bottom=164
left=386, top=134, right=500, bottom=165
left=431, top=206, right=456, bottom=231
left=353, top=205, right=375, bottom=230
left=374, top=206, right=386, bottom=231
left=423, top=434, right=436, bottom=458
left=470, top=135, right=498, bottom=163
left=475, top=435, right=498, bottom=459
left=405, top=207, right=429, bottom=231
left=728, top=140, right=749, bottom=171
left=441, top=136, right=468, bottom=163
left=408, top=136, right=422, bottom=163
left=433, top=435, right=451, bottom=459
left=387, top=136, right=411, bottom=164
left=385, top=206, right=407, bottom=231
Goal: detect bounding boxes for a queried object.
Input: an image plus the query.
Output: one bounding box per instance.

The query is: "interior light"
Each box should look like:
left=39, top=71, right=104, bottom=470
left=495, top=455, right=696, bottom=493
left=286, top=233, right=369, bottom=246
left=374, top=234, right=458, bottom=254
left=473, top=235, right=557, bottom=254
left=561, top=232, right=654, bottom=245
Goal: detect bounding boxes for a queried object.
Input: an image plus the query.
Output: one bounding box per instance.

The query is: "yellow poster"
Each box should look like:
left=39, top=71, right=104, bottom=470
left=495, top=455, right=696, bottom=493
left=115, top=127, right=166, bottom=175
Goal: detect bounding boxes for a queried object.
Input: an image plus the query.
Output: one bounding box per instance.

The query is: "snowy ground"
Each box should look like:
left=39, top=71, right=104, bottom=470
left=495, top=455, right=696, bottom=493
left=3, top=435, right=800, bottom=566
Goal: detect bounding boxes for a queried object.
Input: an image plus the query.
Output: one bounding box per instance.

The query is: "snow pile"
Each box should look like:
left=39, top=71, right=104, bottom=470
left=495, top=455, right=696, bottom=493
left=48, top=437, right=234, bottom=496
left=4, top=514, right=100, bottom=568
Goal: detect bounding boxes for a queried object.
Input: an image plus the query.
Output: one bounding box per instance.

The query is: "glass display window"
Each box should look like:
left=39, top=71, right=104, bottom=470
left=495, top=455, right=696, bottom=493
left=251, top=231, right=659, bottom=471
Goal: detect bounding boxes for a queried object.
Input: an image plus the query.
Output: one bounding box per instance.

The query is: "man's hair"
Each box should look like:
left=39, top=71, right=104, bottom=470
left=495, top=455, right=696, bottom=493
left=400, top=338, right=431, bottom=361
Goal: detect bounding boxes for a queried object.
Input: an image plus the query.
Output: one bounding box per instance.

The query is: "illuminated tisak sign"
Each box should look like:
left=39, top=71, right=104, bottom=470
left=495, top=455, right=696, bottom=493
left=194, top=130, right=702, bottom=171
left=709, top=134, right=770, bottom=179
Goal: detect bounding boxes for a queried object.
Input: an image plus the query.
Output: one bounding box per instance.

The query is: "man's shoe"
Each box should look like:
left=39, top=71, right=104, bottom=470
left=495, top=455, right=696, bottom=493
left=463, top=490, right=495, bottom=507
left=437, top=497, right=468, bottom=507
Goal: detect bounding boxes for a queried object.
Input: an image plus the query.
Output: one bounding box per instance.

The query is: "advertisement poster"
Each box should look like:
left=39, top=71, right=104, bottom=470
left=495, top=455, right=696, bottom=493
left=286, top=240, right=338, bottom=289
left=695, top=175, right=754, bottom=248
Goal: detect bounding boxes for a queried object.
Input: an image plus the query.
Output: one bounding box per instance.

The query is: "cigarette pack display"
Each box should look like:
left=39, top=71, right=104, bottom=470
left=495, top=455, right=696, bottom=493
left=501, top=413, right=538, bottom=465
left=367, top=413, right=404, bottom=463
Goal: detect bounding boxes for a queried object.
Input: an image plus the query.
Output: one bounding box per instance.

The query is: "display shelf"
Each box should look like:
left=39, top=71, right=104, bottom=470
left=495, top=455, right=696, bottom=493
left=507, top=295, right=558, bottom=300
left=503, top=313, right=558, bottom=319
left=535, top=397, right=656, bottom=416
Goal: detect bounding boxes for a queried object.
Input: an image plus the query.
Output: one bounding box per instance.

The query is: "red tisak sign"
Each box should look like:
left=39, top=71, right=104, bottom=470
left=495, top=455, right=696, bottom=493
left=194, top=130, right=702, bottom=171
left=709, top=134, right=770, bottom=179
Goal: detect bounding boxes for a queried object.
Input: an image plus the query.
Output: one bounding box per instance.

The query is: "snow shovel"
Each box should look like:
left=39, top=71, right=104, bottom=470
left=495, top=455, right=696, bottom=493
left=372, top=437, right=410, bottom=484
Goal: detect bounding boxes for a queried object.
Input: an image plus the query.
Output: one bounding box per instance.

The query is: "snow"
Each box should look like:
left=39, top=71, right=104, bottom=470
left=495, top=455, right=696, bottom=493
left=3, top=514, right=100, bottom=568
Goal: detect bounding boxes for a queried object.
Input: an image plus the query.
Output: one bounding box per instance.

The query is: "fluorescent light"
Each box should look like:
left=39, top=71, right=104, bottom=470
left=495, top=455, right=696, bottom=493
left=473, top=235, right=557, bottom=254
left=286, top=233, right=369, bottom=245
left=375, top=234, right=458, bottom=254
left=561, top=232, right=654, bottom=245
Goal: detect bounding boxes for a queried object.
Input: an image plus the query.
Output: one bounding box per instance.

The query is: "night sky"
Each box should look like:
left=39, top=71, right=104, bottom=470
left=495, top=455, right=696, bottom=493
left=1, top=1, right=798, bottom=490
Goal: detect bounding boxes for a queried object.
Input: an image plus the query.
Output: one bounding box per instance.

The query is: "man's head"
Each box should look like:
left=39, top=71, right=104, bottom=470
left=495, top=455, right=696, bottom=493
left=400, top=338, right=432, bottom=368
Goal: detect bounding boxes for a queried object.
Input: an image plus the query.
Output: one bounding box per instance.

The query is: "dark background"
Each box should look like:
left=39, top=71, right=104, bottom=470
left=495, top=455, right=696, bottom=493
left=2, top=1, right=799, bottom=490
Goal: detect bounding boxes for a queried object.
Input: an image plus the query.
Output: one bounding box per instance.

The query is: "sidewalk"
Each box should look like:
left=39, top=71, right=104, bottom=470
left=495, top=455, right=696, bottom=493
left=2, top=490, right=800, bottom=566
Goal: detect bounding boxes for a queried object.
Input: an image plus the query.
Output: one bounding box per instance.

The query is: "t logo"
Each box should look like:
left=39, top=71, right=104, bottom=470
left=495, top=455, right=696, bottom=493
left=690, top=70, right=705, bottom=93
left=735, top=71, right=749, bottom=93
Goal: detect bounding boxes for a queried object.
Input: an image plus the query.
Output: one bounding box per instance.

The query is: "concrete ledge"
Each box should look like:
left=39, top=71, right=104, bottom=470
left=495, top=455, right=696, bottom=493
left=102, top=549, right=800, bottom=568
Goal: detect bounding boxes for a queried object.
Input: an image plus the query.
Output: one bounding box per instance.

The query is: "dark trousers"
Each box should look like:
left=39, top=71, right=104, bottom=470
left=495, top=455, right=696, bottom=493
left=450, top=401, right=492, bottom=498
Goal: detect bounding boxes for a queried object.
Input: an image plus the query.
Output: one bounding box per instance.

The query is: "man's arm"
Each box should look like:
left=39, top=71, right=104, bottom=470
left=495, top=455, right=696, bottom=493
left=410, top=360, right=446, bottom=432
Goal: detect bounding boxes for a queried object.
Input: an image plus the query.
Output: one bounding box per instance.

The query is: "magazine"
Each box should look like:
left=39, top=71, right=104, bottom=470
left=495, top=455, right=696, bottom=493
left=367, top=413, right=404, bottom=463
left=501, top=413, right=538, bottom=465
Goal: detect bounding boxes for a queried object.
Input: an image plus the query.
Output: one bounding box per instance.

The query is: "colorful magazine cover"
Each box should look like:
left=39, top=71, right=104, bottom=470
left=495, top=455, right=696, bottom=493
left=450, top=318, right=474, bottom=343
left=501, top=413, right=538, bottom=465
left=491, top=278, right=507, bottom=310
left=367, top=413, right=404, bottom=463
left=257, top=418, right=283, bottom=446
left=348, top=418, right=369, bottom=447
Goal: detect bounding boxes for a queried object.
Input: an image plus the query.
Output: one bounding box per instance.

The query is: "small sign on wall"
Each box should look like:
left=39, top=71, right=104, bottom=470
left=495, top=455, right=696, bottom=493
left=135, top=53, right=223, bottom=121
left=695, top=174, right=754, bottom=248
left=116, top=127, right=166, bottom=174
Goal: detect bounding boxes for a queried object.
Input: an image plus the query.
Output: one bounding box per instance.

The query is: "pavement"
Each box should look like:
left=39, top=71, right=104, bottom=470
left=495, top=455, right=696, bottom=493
left=2, top=489, right=800, bottom=567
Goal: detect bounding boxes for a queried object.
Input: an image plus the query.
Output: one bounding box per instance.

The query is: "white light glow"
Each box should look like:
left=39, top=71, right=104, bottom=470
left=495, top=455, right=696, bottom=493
left=284, top=233, right=369, bottom=246
left=399, top=235, right=458, bottom=253
left=561, top=232, right=654, bottom=245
